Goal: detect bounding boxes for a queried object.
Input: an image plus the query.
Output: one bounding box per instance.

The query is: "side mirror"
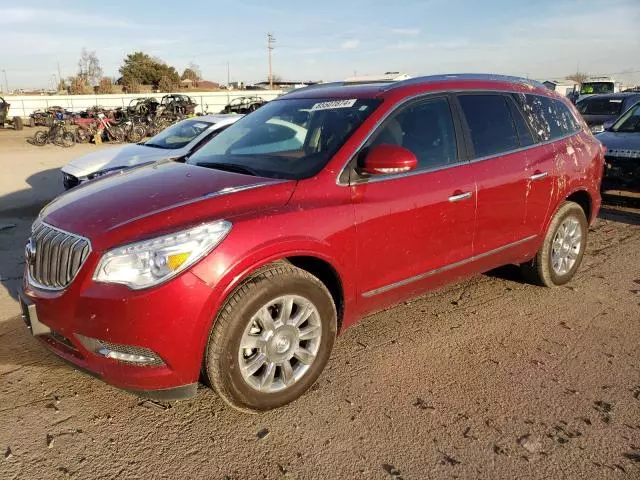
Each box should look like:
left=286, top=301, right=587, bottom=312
left=603, top=120, right=615, bottom=131
left=360, top=144, right=418, bottom=176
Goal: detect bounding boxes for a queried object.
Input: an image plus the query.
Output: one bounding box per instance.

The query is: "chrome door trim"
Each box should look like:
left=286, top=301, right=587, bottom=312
left=361, top=234, right=538, bottom=298
left=448, top=191, right=473, bottom=202
left=529, top=172, right=549, bottom=181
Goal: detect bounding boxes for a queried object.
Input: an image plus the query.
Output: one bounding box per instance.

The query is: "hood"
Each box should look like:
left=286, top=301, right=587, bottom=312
left=41, top=162, right=294, bottom=248
left=596, top=131, right=640, bottom=152
left=61, top=144, right=180, bottom=178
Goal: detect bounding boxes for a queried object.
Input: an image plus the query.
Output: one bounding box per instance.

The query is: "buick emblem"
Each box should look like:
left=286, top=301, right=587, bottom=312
left=25, top=238, right=37, bottom=265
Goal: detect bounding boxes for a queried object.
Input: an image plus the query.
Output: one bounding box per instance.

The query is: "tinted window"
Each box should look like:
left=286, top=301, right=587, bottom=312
left=552, top=99, right=582, bottom=134
left=515, top=94, right=580, bottom=142
left=577, top=97, right=624, bottom=116
left=367, top=97, right=458, bottom=171
left=458, top=94, right=519, bottom=157
left=507, top=97, right=535, bottom=147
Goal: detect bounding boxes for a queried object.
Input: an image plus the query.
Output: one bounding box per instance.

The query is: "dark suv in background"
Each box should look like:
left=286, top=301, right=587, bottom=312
left=577, top=92, right=640, bottom=132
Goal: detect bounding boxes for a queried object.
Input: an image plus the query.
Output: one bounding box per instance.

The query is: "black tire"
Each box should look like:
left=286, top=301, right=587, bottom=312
left=521, top=201, right=588, bottom=287
left=75, top=129, right=91, bottom=143
left=127, top=125, right=145, bottom=143
left=204, top=263, right=337, bottom=413
left=13, top=117, right=23, bottom=130
left=32, top=130, right=48, bottom=146
left=110, top=126, right=125, bottom=143
left=59, top=131, right=75, bottom=147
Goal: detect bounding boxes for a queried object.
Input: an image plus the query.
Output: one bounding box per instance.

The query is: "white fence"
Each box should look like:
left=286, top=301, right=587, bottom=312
left=4, top=90, right=284, bottom=118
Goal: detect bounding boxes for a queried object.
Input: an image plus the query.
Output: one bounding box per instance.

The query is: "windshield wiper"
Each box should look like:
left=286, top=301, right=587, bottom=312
left=143, top=142, right=170, bottom=149
left=197, top=162, right=260, bottom=177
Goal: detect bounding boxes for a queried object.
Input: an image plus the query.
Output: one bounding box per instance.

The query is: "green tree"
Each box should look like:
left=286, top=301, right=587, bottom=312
left=119, top=51, right=180, bottom=90
left=158, top=75, right=179, bottom=92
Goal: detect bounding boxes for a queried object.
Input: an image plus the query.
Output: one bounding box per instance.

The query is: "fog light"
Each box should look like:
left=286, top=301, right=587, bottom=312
left=75, top=334, right=164, bottom=366
left=97, top=347, right=158, bottom=364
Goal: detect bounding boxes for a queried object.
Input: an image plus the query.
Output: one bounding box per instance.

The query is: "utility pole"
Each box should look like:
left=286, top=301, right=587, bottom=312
left=1, top=70, right=8, bottom=94
left=267, top=33, right=276, bottom=89
left=227, top=61, right=230, bottom=88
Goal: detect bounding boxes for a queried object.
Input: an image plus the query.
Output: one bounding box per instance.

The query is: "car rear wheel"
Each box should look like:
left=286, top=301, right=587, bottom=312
left=521, top=201, right=588, bottom=287
left=204, top=262, right=337, bottom=413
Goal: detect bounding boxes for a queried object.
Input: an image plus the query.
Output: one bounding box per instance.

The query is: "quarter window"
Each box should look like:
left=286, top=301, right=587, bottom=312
left=516, top=94, right=581, bottom=142
left=458, top=94, right=519, bottom=158
left=366, top=97, right=458, bottom=171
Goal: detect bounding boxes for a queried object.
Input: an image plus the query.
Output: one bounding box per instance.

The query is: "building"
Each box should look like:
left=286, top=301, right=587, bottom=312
left=543, top=80, right=579, bottom=96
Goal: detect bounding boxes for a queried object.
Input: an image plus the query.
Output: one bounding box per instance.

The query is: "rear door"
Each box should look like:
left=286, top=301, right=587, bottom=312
left=514, top=93, right=583, bottom=236
left=456, top=93, right=529, bottom=254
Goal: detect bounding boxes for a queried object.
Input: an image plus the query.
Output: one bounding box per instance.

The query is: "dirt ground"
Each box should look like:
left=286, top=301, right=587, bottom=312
left=0, top=128, right=639, bottom=480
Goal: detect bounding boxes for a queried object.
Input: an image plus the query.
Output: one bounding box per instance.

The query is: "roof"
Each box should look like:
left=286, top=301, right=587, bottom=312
left=282, top=73, right=550, bottom=100
left=344, top=73, right=411, bottom=83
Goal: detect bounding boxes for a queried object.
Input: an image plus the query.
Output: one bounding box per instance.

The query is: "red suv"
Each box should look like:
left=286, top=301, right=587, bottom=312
left=21, top=75, right=603, bottom=412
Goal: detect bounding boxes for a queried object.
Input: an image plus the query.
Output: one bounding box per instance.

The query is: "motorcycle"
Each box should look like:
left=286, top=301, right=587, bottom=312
left=31, top=120, right=75, bottom=147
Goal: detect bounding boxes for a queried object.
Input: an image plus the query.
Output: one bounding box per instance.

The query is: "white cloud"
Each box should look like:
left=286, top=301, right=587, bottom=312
left=0, top=7, right=134, bottom=28
left=390, top=28, right=421, bottom=37
left=341, top=39, right=360, bottom=50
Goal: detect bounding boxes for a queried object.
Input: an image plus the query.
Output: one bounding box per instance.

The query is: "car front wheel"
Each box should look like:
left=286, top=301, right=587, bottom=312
left=521, top=201, right=588, bottom=287
left=204, top=262, right=337, bottom=412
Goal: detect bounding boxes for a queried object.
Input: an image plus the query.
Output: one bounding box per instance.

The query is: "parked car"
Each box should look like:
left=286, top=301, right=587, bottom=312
left=61, top=114, right=242, bottom=189
left=576, top=93, right=640, bottom=132
left=21, top=74, right=603, bottom=412
left=596, top=100, right=640, bottom=190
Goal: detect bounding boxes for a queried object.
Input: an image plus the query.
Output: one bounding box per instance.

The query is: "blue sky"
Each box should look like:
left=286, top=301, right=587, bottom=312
left=1, top=0, right=639, bottom=89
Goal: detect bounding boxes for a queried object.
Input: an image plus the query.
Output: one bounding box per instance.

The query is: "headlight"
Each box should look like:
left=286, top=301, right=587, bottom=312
left=93, top=220, right=231, bottom=289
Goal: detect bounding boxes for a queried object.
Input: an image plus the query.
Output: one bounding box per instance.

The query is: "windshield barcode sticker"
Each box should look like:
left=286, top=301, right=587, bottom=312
left=310, top=99, right=357, bottom=111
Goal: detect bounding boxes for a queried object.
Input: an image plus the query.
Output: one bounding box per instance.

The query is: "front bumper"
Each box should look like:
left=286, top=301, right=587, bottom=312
left=21, top=268, right=217, bottom=400
left=603, top=154, right=640, bottom=191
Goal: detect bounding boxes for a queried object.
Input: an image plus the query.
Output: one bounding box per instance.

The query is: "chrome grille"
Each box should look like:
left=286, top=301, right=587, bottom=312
left=27, top=222, right=91, bottom=290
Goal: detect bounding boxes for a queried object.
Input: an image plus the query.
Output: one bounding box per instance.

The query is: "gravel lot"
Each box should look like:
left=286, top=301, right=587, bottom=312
left=1, top=128, right=639, bottom=480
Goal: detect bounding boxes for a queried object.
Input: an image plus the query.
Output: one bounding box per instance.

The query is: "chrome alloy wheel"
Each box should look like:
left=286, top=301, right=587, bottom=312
left=238, top=295, right=322, bottom=393
left=551, top=217, right=582, bottom=276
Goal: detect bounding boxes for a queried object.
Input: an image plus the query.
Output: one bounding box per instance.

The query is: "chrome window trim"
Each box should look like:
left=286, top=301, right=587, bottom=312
left=335, top=89, right=582, bottom=187
left=362, top=234, right=538, bottom=298
left=26, top=222, right=93, bottom=292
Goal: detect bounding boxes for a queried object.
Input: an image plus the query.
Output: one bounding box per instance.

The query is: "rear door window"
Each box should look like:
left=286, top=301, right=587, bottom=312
left=458, top=94, right=519, bottom=158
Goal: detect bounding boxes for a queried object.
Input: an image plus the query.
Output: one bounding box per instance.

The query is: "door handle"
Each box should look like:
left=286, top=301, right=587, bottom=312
left=529, top=171, right=549, bottom=181
left=448, top=191, right=473, bottom=202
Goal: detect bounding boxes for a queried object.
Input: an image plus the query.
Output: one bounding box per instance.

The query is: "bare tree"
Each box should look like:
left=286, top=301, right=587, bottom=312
left=567, top=72, right=589, bottom=84
left=68, top=75, right=92, bottom=94
left=97, top=77, right=114, bottom=94
left=78, top=48, right=103, bottom=87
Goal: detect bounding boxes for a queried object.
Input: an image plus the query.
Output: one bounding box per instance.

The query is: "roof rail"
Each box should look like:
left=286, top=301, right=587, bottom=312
left=384, top=73, right=546, bottom=91
left=279, top=81, right=345, bottom=97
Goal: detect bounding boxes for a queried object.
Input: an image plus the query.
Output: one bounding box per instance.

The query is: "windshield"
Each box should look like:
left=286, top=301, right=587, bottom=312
left=187, top=97, right=381, bottom=179
left=577, top=97, right=624, bottom=116
left=611, top=102, right=640, bottom=133
left=145, top=119, right=212, bottom=150
left=580, top=82, right=614, bottom=95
